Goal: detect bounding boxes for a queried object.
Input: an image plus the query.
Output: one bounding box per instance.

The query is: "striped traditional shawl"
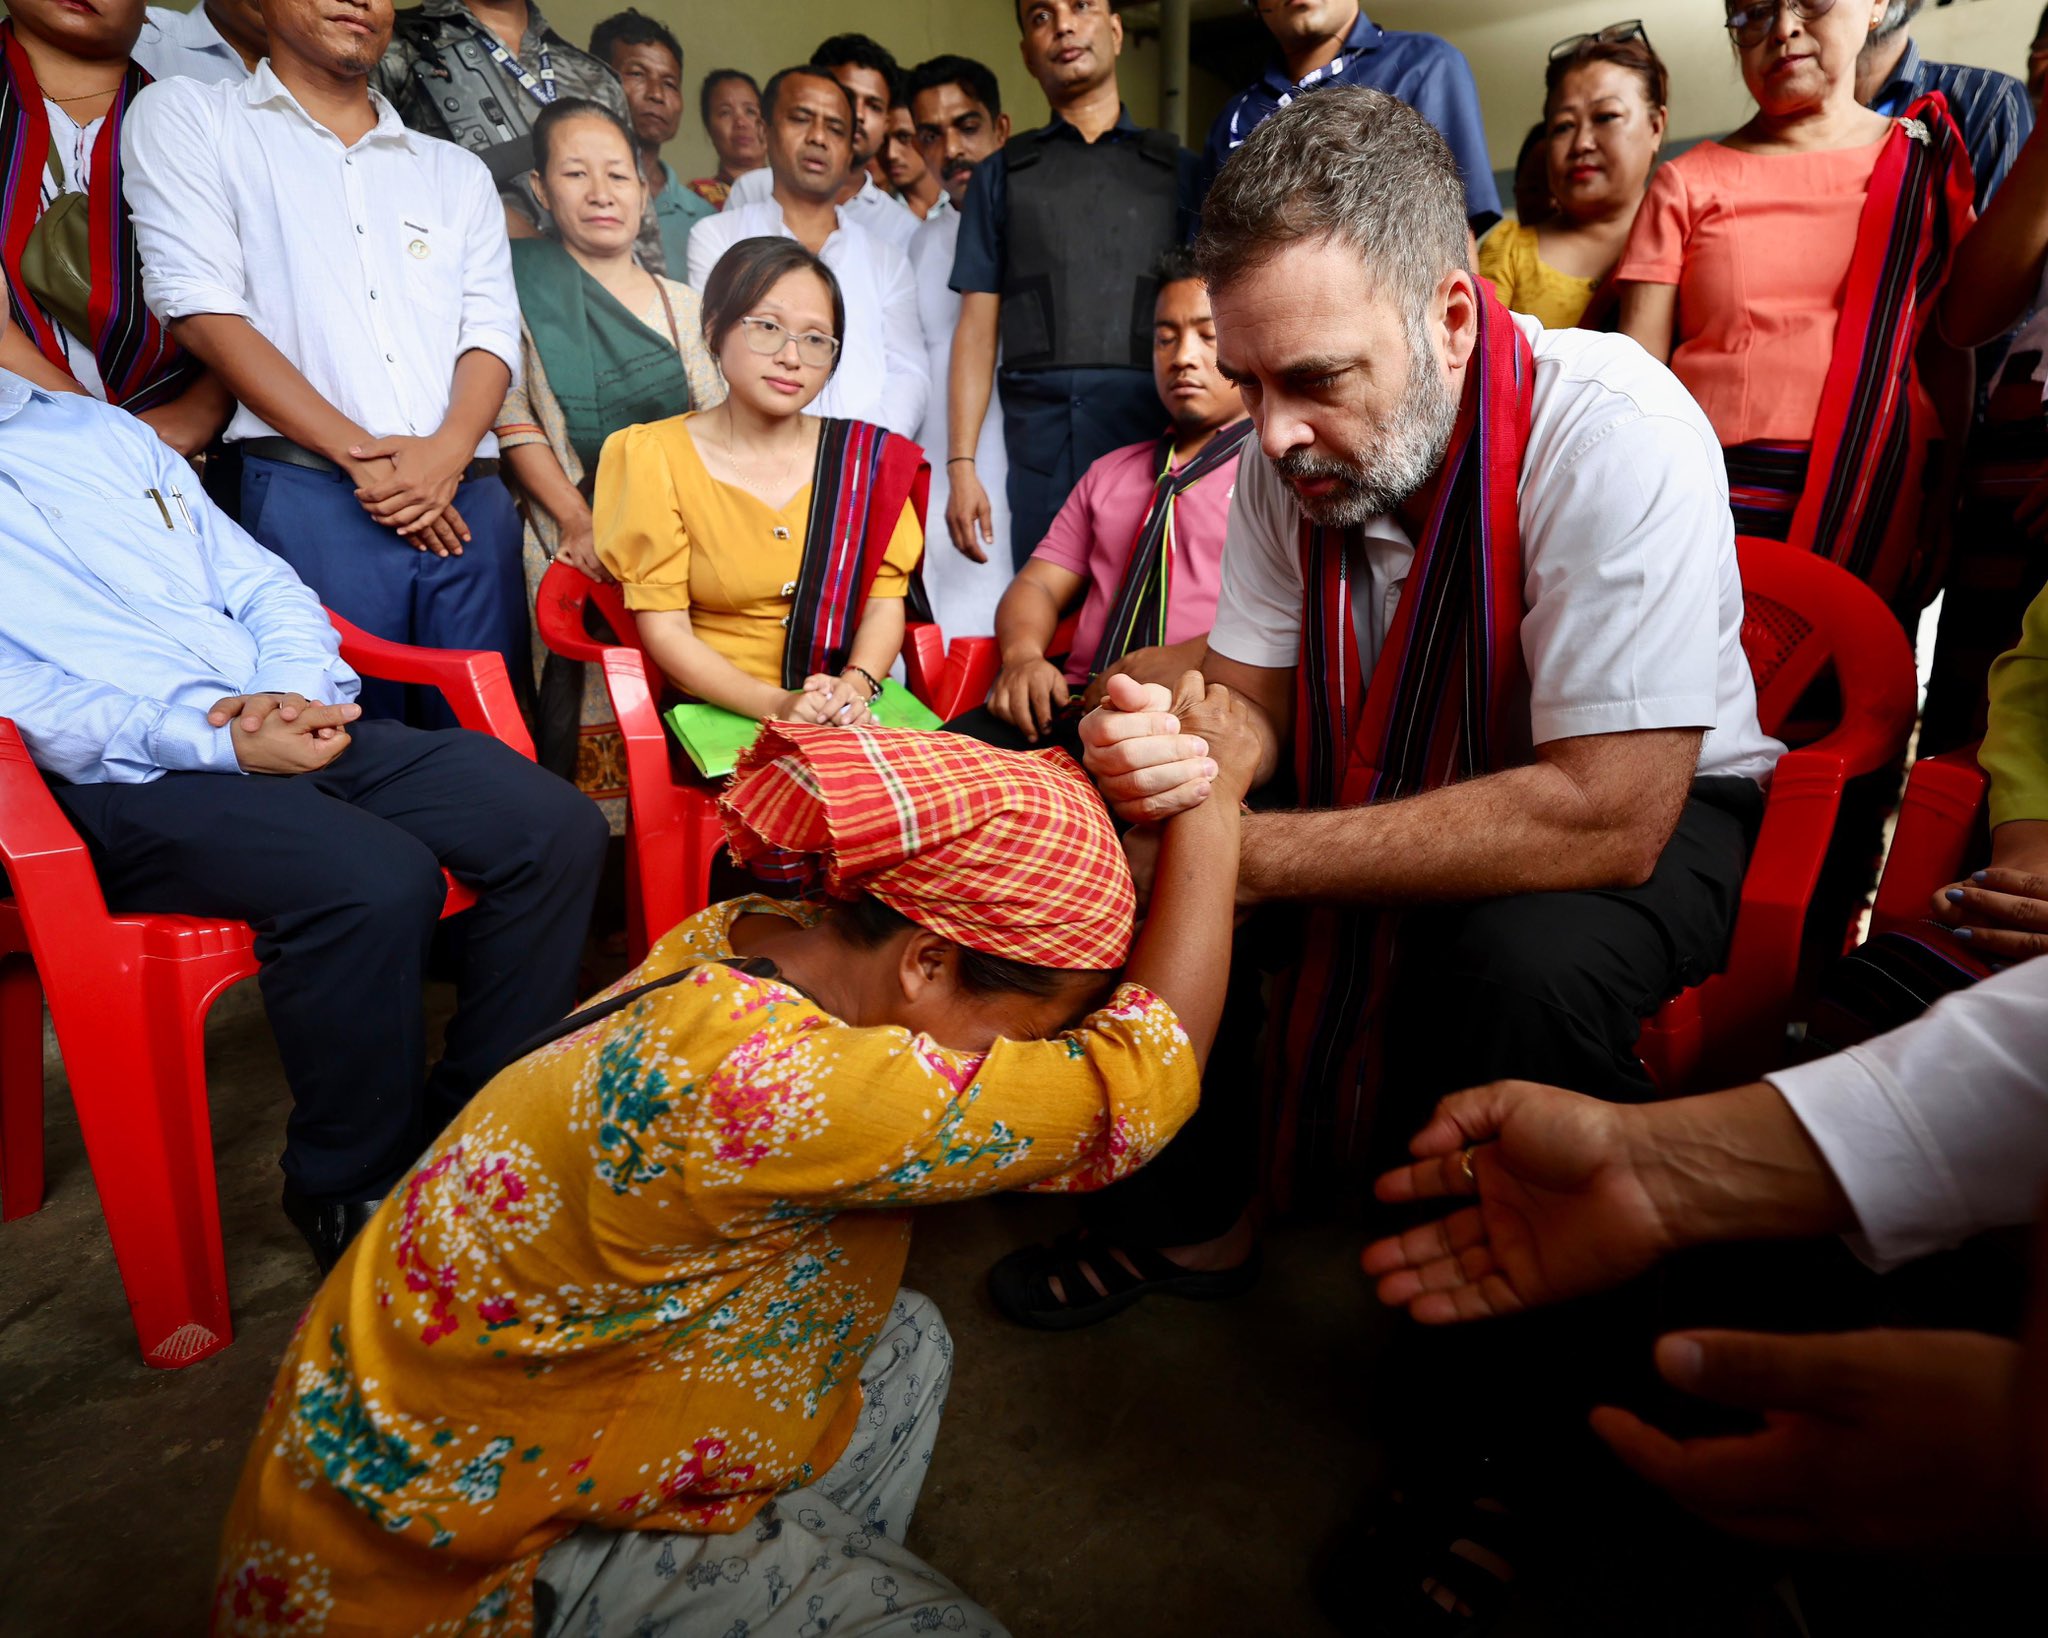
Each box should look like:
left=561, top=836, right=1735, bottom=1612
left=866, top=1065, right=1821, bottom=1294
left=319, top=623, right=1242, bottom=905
left=783, top=418, right=930, bottom=689
left=1272, top=283, right=1536, bottom=1200
left=0, top=23, right=196, bottom=411
left=1786, top=92, right=1975, bottom=608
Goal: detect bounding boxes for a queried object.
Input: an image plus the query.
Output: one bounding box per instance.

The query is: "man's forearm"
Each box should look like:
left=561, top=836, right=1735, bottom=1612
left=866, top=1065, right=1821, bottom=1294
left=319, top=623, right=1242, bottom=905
left=948, top=293, right=998, bottom=461
left=1239, top=754, right=1682, bottom=905
left=1944, top=117, right=2048, bottom=347
left=433, top=349, right=513, bottom=458
left=169, top=314, right=368, bottom=461
left=995, top=575, right=1062, bottom=663
left=1632, top=1083, right=1856, bottom=1251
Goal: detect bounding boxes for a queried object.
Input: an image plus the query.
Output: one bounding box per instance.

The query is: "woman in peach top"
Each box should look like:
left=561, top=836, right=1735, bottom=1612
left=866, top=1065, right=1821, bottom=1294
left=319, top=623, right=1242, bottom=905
left=1616, top=0, right=1972, bottom=613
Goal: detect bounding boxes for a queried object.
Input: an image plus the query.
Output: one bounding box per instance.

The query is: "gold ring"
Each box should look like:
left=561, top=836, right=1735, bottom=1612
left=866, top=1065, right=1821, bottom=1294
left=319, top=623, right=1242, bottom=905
left=1457, top=1146, right=1477, bottom=1188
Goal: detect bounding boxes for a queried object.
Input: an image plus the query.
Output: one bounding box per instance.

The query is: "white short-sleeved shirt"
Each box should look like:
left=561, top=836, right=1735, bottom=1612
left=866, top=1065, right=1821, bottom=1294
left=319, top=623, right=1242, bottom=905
left=121, top=65, right=521, bottom=454
left=1210, top=316, right=1783, bottom=785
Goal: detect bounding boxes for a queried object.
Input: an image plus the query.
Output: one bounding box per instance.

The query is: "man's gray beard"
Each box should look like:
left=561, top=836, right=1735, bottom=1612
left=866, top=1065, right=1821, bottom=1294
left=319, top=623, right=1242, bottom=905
left=1271, top=344, right=1460, bottom=529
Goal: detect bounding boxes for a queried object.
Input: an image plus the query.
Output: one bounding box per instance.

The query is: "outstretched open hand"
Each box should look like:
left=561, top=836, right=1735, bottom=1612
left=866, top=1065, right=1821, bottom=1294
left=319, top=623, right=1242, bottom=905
left=1362, top=1080, right=1677, bottom=1322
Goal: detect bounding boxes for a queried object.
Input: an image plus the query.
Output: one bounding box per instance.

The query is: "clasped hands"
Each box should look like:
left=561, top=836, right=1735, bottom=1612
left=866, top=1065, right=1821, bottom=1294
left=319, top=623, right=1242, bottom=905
left=209, top=691, right=360, bottom=775
left=345, top=432, right=473, bottom=558
left=1081, top=669, right=1261, bottom=822
left=775, top=672, right=875, bottom=728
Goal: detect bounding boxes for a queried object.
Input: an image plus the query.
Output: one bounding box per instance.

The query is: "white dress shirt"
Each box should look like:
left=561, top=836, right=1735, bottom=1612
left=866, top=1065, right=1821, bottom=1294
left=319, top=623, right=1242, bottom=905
left=686, top=197, right=927, bottom=441
left=908, top=201, right=1010, bottom=637
left=134, top=4, right=250, bottom=86
left=725, top=165, right=919, bottom=252
left=0, top=368, right=356, bottom=785
left=1769, top=958, right=2048, bottom=1271
left=1209, top=317, right=1784, bottom=786
left=121, top=65, right=521, bottom=454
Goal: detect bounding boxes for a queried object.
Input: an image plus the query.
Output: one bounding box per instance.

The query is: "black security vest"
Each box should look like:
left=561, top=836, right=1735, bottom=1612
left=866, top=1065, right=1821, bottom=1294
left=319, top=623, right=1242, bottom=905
left=999, top=124, right=1183, bottom=373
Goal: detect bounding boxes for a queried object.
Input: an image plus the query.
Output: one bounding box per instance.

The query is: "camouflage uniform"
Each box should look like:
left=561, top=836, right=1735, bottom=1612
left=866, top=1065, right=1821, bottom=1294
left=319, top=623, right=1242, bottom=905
left=375, top=0, right=667, bottom=274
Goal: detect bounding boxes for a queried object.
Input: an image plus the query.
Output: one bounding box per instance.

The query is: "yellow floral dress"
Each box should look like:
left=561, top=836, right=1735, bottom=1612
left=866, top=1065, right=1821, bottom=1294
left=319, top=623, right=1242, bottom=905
left=212, top=897, right=1198, bottom=1637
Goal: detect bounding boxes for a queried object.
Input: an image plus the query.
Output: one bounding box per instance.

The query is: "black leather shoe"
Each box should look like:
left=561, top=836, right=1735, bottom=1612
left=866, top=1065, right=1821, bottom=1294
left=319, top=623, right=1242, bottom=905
left=281, top=1184, right=384, bottom=1275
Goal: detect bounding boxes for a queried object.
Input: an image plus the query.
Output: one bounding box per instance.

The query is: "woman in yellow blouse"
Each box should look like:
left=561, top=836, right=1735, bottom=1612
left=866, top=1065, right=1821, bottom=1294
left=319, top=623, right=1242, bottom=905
left=595, top=237, right=926, bottom=730
left=211, top=683, right=1260, bottom=1638
left=1478, top=26, right=1668, bottom=329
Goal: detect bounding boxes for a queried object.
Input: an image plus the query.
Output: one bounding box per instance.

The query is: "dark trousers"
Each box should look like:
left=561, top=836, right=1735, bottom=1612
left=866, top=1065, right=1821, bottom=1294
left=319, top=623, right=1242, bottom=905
left=1085, top=779, right=1763, bottom=1247
left=53, top=722, right=607, bottom=1200
left=1000, top=367, right=1164, bottom=567
left=944, top=701, right=1088, bottom=760
left=237, top=455, right=528, bottom=728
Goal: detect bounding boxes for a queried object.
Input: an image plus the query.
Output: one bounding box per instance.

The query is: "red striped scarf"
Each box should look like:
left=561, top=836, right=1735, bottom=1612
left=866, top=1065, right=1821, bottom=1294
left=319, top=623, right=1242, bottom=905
left=1787, top=92, right=1974, bottom=608
left=783, top=418, right=930, bottom=688
left=0, top=23, right=197, bottom=411
left=1271, top=284, right=1535, bottom=1202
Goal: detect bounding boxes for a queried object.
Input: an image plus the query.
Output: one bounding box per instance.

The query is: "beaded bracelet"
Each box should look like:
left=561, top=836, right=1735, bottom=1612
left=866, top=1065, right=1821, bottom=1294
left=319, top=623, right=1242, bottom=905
left=842, top=664, right=884, bottom=702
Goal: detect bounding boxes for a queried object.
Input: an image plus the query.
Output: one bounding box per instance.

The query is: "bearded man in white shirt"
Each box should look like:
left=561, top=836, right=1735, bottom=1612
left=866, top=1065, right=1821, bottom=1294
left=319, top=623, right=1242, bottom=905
left=122, top=0, right=528, bottom=727
left=687, top=64, right=926, bottom=440
left=996, top=84, right=1783, bottom=1327
left=991, top=83, right=1787, bottom=1625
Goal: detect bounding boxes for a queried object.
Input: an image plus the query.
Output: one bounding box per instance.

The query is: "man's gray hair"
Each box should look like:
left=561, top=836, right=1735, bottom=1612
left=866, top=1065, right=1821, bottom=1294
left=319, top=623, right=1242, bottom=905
left=1874, top=0, right=1924, bottom=41
left=1195, top=86, right=1470, bottom=318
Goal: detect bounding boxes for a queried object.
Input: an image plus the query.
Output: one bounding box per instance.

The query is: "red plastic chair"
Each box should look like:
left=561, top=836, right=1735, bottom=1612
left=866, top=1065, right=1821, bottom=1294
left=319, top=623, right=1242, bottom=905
left=535, top=561, right=949, bottom=957
left=1868, top=745, right=1990, bottom=940
left=0, top=614, right=533, bottom=1370
left=1635, top=538, right=1920, bottom=1090
left=928, top=611, right=1084, bottom=722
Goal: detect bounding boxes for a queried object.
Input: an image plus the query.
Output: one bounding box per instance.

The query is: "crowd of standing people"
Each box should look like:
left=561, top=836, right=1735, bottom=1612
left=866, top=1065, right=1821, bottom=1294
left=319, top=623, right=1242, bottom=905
left=3, top=1, right=2048, bottom=1635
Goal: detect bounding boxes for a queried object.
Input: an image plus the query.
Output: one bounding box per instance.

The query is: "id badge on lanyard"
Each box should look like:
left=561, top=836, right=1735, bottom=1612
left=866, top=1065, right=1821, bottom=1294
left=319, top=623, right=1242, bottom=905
left=469, top=22, right=558, bottom=106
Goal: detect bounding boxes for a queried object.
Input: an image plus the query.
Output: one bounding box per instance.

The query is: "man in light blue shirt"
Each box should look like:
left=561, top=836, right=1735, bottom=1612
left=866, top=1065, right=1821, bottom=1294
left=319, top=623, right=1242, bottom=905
left=0, top=365, right=605, bottom=1272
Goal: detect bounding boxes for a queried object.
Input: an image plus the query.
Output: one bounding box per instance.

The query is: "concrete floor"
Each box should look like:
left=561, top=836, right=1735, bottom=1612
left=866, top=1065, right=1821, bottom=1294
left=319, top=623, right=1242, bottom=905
left=2, top=982, right=1810, bottom=1638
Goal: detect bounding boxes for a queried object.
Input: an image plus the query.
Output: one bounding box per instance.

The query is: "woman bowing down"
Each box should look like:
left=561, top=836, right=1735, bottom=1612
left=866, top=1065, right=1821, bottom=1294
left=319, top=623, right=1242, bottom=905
left=211, top=682, right=1258, bottom=1638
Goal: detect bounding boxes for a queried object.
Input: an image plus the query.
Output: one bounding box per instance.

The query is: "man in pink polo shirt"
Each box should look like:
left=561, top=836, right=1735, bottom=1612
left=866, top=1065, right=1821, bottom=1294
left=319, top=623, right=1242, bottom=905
left=947, top=245, right=1249, bottom=753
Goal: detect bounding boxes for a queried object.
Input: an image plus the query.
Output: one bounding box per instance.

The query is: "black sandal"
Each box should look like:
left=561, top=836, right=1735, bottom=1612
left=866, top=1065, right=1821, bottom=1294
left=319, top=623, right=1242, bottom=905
left=985, top=1229, right=1261, bottom=1331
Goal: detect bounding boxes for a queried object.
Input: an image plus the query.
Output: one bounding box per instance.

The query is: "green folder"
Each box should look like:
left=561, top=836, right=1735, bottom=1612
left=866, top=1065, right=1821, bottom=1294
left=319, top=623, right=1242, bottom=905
left=663, top=680, right=943, bottom=778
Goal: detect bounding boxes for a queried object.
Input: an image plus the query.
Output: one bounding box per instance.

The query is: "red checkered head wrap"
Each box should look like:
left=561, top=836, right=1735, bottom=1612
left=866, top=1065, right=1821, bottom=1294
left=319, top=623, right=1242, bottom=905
left=719, top=723, right=1135, bottom=970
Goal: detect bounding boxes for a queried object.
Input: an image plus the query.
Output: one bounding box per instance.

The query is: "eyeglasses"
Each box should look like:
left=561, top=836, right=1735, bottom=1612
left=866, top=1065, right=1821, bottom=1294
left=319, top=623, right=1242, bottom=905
left=737, top=315, right=840, bottom=369
left=1549, top=20, right=1651, bottom=61
left=1724, top=0, right=1838, bottom=50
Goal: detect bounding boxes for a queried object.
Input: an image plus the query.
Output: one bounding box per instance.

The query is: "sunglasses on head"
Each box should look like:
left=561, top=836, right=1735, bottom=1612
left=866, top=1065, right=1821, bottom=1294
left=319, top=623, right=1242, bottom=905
left=1549, top=19, right=1651, bottom=61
